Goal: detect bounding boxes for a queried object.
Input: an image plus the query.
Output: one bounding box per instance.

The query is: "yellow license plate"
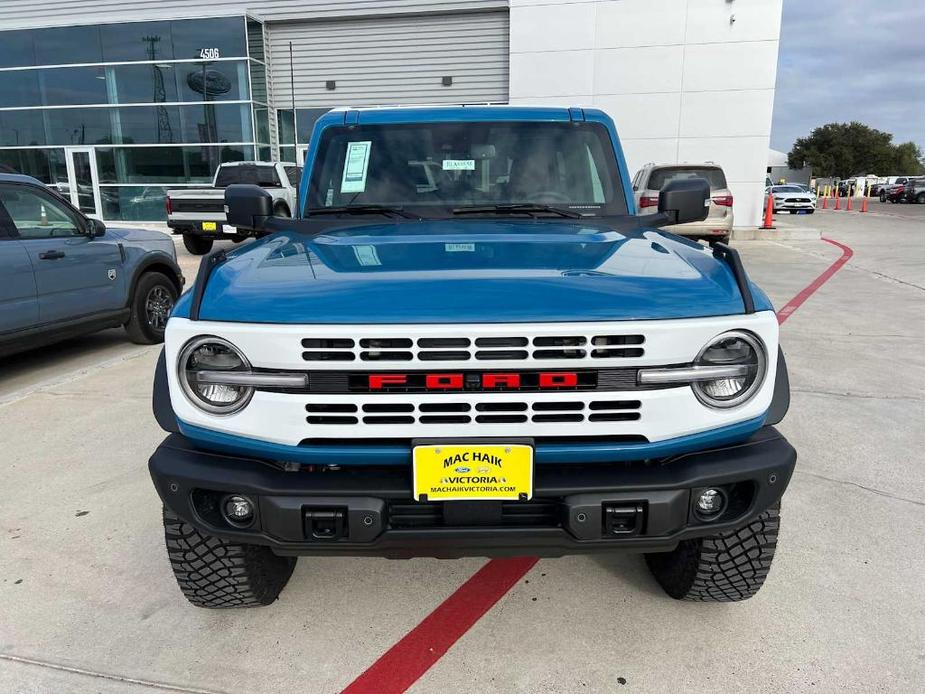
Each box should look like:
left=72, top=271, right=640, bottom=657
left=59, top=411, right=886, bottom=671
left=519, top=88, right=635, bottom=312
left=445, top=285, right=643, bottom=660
left=202, top=221, right=217, bottom=231
left=412, top=444, right=533, bottom=501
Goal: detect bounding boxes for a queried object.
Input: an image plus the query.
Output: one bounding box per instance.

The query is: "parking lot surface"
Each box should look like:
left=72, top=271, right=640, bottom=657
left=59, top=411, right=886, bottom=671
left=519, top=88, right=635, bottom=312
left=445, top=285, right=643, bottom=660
left=2, top=214, right=924, bottom=693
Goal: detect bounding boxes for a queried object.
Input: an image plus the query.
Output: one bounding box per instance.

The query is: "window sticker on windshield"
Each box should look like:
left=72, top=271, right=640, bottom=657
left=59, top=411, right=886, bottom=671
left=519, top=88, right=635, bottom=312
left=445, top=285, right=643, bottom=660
left=341, top=141, right=372, bottom=193
left=445, top=243, right=475, bottom=252
left=442, top=159, right=475, bottom=171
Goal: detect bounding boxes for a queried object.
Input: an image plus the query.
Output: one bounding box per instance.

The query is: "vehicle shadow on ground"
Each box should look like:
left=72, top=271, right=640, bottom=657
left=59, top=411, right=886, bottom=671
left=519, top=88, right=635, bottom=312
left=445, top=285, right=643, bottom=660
left=588, top=552, right=667, bottom=598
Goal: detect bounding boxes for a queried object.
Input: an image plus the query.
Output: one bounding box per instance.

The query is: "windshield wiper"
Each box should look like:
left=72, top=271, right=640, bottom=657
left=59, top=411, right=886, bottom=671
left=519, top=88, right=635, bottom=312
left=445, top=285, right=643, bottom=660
left=452, top=203, right=583, bottom=219
left=305, top=205, right=422, bottom=220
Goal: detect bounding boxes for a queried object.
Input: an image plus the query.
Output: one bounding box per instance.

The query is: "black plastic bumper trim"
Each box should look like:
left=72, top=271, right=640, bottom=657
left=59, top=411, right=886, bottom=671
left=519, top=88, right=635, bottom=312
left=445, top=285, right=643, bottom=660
left=149, top=427, right=796, bottom=558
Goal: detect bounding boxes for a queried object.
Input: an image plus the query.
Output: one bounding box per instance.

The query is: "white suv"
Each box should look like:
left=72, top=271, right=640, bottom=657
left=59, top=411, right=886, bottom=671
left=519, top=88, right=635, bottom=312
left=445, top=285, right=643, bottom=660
left=632, top=163, right=733, bottom=243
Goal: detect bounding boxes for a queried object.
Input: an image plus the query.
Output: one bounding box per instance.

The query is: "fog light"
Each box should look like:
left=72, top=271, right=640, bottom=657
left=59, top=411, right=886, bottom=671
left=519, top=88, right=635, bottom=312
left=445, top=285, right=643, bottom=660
left=696, top=488, right=726, bottom=517
left=223, top=495, right=254, bottom=525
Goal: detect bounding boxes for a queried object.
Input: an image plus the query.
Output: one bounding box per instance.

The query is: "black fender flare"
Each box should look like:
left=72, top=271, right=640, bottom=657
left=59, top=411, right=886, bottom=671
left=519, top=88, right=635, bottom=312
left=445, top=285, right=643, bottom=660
left=765, top=348, right=791, bottom=426
left=153, top=348, right=180, bottom=434
left=126, top=253, right=185, bottom=308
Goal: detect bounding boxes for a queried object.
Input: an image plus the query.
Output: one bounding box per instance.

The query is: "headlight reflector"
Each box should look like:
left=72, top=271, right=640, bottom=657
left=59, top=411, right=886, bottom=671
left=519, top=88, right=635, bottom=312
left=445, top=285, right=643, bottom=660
left=692, top=331, right=766, bottom=408
left=178, top=336, right=254, bottom=414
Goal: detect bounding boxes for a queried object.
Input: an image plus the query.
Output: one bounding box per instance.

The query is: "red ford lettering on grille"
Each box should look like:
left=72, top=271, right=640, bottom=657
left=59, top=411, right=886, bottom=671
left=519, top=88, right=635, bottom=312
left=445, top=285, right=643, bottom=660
left=483, top=373, right=521, bottom=389
left=425, top=374, right=465, bottom=390
left=368, top=374, right=409, bottom=390
left=539, top=372, right=578, bottom=388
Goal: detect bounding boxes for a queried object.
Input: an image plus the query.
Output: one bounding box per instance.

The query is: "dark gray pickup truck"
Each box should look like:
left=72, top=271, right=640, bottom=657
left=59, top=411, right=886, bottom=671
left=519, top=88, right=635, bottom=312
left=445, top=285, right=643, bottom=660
left=0, top=174, right=184, bottom=357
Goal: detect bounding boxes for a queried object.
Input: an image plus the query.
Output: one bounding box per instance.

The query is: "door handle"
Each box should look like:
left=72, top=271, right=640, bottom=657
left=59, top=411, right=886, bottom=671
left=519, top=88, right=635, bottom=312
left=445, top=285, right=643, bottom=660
left=39, top=250, right=66, bottom=260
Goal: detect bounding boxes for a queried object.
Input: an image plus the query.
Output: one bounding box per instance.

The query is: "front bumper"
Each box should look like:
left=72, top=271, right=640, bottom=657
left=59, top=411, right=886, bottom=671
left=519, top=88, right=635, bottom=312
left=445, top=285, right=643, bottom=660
left=149, top=427, right=796, bottom=558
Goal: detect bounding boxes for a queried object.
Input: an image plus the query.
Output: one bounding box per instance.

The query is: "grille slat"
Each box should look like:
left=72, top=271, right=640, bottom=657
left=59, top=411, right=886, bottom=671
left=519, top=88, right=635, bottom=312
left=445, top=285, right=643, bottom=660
left=302, top=333, right=646, bottom=363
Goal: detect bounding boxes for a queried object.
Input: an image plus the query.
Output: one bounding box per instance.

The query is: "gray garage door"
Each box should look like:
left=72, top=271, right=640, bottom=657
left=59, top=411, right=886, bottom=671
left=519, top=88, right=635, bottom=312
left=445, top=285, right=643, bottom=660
left=267, top=10, right=510, bottom=109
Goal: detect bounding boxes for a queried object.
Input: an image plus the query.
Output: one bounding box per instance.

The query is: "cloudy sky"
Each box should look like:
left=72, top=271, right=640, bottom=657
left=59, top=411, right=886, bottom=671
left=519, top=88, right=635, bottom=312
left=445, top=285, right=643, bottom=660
left=771, top=1, right=925, bottom=154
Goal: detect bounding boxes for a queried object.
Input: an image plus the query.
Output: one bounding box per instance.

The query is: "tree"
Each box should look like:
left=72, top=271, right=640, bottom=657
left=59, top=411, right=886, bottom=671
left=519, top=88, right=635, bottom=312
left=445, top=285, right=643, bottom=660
left=892, top=142, right=925, bottom=175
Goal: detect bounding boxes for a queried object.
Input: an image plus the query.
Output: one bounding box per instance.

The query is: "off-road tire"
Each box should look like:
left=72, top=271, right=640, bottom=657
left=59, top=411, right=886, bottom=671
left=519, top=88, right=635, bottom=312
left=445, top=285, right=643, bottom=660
left=916, top=193, right=925, bottom=204
left=124, top=271, right=177, bottom=344
left=162, top=507, right=297, bottom=608
left=645, top=505, right=780, bottom=602
left=183, top=234, right=214, bottom=255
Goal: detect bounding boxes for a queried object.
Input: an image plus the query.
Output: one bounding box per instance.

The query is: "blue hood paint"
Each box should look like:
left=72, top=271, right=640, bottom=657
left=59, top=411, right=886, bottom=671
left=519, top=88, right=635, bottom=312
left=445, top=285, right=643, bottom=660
left=173, top=220, right=772, bottom=324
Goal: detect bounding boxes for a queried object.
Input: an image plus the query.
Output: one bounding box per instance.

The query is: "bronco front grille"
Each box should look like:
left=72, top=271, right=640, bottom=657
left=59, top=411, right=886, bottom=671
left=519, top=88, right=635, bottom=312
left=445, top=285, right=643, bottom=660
left=301, top=333, right=645, bottom=363
left=305, top=399, right=641, bottom=426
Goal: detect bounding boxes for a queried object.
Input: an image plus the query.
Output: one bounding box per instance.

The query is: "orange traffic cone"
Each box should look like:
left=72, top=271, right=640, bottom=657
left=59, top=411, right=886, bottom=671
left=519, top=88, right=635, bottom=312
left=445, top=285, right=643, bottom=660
left=821, top=193, right=828, bottom=209
left=761, top=193, right=775, bottom=229
left=846, top=195, right=853, bottom=211
left=860, top=195, right=868, bottom=213
left=834, top=190, right=841, bottom=210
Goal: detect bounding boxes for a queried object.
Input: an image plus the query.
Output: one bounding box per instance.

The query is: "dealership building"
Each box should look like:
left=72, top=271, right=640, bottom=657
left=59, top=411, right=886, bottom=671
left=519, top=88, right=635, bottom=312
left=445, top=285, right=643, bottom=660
left=0, top=0, right=783, bottom=226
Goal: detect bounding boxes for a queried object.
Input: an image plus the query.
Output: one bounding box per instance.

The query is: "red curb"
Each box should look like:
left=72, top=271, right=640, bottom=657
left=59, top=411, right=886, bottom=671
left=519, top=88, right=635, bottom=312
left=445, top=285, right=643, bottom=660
left=776, top=237, right=853, bottom=325
left=341, top=557, right=539, bottom=694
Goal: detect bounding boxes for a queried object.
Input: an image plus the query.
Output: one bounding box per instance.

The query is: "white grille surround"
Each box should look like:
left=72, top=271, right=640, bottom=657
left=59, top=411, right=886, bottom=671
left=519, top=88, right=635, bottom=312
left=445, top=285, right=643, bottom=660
left=165, top=312, right=780, bottom=447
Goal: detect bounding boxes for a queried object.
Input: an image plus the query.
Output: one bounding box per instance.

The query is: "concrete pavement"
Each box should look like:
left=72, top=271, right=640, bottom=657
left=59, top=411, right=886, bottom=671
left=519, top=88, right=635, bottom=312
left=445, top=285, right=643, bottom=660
left=1, top=213, right=923, bottom=693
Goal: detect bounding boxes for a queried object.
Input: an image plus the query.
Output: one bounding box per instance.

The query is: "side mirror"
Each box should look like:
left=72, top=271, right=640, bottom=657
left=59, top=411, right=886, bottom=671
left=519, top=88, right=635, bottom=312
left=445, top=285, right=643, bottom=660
left=225, top=184, right=273, bottom=231
left=87, top=217, right=106, bottom=238
left=657, top=178, right=710, bottom=225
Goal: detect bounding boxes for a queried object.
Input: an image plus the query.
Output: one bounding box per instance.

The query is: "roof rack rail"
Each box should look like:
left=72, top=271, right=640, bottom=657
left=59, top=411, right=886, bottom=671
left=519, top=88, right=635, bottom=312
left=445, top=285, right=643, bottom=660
left=712, top=242, right=755, bottom=314
left=189, top=249, right=228, bottom=321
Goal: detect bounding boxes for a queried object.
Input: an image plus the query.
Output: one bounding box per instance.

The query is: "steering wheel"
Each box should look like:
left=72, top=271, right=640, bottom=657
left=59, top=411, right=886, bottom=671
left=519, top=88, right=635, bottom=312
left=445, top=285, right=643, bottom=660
left=524, top=191, right=571, bottom=203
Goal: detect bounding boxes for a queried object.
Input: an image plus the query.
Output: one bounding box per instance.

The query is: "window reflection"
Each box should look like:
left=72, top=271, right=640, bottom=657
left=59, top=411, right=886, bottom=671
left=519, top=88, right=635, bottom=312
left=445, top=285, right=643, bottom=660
left=0, top=29, right=35, bottom=68
left=110, top=63, right=180, bottom=104
left=34, top=25, right=102, bottom=65
left=101, top=21, right=173, bottom=62
left=40, top=66, right=107, bottom=106
left=96, top=145, right=252, bottom=184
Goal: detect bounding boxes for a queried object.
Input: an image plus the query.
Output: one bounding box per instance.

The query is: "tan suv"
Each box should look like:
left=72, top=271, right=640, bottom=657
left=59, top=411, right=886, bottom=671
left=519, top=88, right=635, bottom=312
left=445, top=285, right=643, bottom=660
left=632, top=163, right=733, bottom=243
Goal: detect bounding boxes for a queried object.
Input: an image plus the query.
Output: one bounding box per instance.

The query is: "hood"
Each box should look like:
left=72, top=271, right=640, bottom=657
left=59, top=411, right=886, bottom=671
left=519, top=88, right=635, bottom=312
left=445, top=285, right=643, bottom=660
left=105, top=225, right=177, bottom=258
left=181, top=220, right=767, bottom=324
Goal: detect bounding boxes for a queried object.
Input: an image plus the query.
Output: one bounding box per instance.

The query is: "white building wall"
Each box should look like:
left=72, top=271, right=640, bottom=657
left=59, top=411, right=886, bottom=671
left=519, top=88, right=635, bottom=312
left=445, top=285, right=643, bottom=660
left=508, top=0, right=783, bottom=228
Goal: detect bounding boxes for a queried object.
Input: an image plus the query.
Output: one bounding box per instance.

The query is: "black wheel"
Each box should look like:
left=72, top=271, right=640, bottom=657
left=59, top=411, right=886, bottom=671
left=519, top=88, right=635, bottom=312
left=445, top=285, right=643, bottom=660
left=917, top=193, right=925, bottom=204
left=806, top=209, right=815, bottom=214
left=183, top=234, right=214, bottom=255
left=163, top=507, right=296, bottom=608
left=645, top=505, right=780, bottom=602
left=124, top=271, right=177, bottom=344
left=273, top=202, right=291, bottom=218
left=880, top=192, right=887, bottom=202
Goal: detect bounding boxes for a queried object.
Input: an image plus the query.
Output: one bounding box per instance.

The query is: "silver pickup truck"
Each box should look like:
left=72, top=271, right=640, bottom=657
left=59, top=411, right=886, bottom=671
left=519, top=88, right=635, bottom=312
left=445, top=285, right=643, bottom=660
left=166, top=161, right=301, bottom=255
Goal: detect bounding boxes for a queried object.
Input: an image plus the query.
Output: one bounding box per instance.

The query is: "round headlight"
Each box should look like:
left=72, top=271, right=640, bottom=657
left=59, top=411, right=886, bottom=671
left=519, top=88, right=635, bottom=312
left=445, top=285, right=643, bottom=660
left=178, top=336, right=254, bottom=415
left=692, top=331, right=767, bottom=409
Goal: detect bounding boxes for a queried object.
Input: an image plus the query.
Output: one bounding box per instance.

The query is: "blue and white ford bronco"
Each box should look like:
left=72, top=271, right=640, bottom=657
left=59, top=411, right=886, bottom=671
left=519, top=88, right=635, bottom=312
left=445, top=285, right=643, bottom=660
left=150, top=106, right=795, bottom=608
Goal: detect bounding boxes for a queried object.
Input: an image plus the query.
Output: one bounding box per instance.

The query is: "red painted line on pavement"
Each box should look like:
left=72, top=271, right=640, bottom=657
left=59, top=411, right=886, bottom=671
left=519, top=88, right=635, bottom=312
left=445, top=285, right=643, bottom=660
left=343, top=236, right=854, bottom=694
left=776, top=237, right=853, bottom=324
left=342, top=556, right=538, bottom=694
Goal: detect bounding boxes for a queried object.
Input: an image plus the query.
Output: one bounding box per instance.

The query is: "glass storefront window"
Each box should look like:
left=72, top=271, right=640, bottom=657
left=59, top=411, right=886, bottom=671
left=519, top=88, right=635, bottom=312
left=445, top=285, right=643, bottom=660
left=109, top=63, right=180, bottom=104
left=297, top=108, right=333, bottom=142
left=257, top=146, right=273, bottom=162
left=100, top=185, right=172, bottom=221
left=279, top=146, right=297, bottom=164
left=249, top=61, right=268, bottom=104
left=96, top=145, right=251, bottom=184
left=178, top=103, right=253, bottom=144
left=254, top=106, right=271, bottom=144
left=0, top=110, right=46, bottom=146
left=34, top=25, right=103, bottom=65
left=171, top=17, right=247, bottom=61
left=113, top=105, right=181, bottom=145
left=277, top=110, right=295, bottom=146
left=247, top=19, right=265, bottom=63
left=101, top=21, right=174, bottom=62
left=43, top=108, right=111, bottom=146
left=40, top=66, right=108, bottom=106
left=0, top=148, right=67, bottom=186
left=0, top=29, right=36, bottom=68
left=0, top=70, right=40, bottom=108
left=175, top=60, right=249, bottom=103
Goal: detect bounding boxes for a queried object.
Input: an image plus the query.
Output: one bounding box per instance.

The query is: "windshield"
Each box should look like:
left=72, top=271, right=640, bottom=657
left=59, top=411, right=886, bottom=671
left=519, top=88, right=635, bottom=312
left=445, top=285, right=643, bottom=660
left=772, top=185, right=803, bottom=193
left=647, top=166, right=727, bottom=191
left=305, top=121, right=627, bottom=216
